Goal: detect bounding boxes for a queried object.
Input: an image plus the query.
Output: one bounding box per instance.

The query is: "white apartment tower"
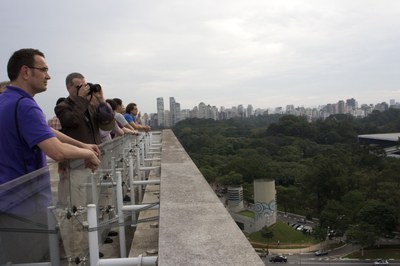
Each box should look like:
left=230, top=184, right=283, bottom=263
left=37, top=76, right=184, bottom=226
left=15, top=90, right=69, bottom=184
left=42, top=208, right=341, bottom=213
left=198, top=102, right=206, bottom=119
left=247, top=104, right=253, bottom=117
left=169, top=97, right=176, bottom=126
left=156, top=97, right=164, bottom=127
left=175, top=102, right=181, bottom=124
left=164, top=110, right=171, bottom=128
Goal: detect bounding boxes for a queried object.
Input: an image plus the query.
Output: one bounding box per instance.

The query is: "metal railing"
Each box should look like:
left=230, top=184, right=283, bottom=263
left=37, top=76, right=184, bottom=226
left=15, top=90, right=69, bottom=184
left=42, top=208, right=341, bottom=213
left=1, top=129, right=265, bottom=266
left=0, top=132, right=162, bottom=266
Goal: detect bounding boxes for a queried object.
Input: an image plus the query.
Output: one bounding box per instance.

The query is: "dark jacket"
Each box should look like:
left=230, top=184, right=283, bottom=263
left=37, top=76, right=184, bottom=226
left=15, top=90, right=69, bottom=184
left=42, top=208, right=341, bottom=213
left=55, top=96, right=101, bottom=145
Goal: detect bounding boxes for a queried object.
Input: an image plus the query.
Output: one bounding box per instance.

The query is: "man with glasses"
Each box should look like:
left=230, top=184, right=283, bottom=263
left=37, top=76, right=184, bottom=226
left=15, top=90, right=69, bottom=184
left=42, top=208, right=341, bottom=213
left=0, top=48, right=101, bottom=264
left=0, top=49, right=100, bottom=184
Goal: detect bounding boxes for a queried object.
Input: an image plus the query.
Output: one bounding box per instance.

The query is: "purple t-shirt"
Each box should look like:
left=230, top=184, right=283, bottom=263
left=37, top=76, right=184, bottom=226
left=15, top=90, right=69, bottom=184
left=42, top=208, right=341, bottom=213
left=0, top=86, right=55, bottom=184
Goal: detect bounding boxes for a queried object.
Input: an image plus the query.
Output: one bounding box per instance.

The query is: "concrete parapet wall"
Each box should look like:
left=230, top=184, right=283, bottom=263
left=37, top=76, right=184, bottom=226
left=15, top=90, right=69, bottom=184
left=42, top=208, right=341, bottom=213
left=158, top=129, right=264, bottom=266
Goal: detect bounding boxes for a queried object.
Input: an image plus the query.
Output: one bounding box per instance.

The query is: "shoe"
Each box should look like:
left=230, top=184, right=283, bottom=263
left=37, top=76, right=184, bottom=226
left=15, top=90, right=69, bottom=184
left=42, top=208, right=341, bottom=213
left=123, top=195, right=131, bottom=202
left=108, top=230, right=118, bottom=237
left=104, top=237, right=113, bottom=244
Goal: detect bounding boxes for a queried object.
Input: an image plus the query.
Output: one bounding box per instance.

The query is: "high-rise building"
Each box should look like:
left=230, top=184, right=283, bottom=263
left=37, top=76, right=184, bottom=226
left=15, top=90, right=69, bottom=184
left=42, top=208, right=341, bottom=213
left=164, top=110, right=171, bottom=128
left=246, top=104, right=253, bottom=117
left=338, top=100, right=345, bottom=114
left=169, top=97, right=176, bottom=125
left=210, top=106, right=218, bottom=120
left=198, top=102, right=206, bottom=119
left=346, top=98, right=357, bottom=110
left=181, top=109, right=190, bottom=120
left=156, top=97, right=164, bottom=127
left=238, top=104, right=245, bottom=117
left=174, top=102, right=181, bottom=124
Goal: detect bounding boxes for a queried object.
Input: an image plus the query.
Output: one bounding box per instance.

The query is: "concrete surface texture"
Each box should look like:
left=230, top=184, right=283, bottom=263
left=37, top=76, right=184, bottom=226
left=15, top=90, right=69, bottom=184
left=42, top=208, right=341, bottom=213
left=157, top=130, right=264, bottom=266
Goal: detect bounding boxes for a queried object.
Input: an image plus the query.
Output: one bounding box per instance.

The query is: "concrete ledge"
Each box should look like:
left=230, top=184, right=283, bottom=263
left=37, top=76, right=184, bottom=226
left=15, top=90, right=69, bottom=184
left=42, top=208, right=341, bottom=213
left=158, top=130, right=264, bottom=266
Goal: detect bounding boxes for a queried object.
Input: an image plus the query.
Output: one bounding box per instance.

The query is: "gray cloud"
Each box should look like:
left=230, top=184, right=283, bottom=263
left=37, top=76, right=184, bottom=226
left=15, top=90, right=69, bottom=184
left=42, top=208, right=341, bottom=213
left=1, top=0, right=400, bottom=118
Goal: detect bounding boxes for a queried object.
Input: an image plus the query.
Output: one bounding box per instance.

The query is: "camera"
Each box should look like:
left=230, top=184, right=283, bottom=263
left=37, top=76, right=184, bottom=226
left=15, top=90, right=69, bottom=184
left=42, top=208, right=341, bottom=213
left=87, top=83, right=102, bottom=94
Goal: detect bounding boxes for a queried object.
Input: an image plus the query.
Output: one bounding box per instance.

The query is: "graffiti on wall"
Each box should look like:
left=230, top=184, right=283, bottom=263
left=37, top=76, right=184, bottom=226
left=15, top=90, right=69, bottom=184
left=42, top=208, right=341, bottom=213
left=251, top=200, right=276, bottom=220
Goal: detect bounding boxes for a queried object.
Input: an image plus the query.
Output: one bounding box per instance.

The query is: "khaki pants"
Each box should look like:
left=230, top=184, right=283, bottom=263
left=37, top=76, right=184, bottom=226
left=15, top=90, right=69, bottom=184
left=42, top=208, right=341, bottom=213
left=57, top=167, right=93, bottom=261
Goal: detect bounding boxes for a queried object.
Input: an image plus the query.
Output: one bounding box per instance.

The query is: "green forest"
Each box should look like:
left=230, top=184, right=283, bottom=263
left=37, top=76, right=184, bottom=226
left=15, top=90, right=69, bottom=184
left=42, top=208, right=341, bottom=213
left=173, top=109, right=400, bottom=247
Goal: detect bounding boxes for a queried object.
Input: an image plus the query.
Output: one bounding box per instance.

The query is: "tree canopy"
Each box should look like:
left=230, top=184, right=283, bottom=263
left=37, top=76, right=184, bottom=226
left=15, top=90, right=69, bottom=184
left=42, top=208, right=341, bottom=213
left=173, top=110, right=400, bottom=242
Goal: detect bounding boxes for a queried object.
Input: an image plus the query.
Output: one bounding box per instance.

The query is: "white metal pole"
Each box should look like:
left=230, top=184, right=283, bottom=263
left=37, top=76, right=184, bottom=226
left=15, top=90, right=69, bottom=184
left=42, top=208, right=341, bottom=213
left=116, top=171, right=127, bottom=257
left=121, top=204, right=159, bottom=212
left=90, top=172, right=98, bottom=205
left=129, top=153, right=136, bottom=226
left=135, top=147, right=143, bottom=202
left=88, top=204, right=100, bottom=266
left=98, top=256, right=158, bottom=266
left=132, top=180, right=160, bottom=185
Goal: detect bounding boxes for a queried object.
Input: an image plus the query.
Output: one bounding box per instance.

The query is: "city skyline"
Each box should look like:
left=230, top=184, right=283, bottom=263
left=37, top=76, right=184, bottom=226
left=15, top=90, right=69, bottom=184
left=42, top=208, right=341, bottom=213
left=153, top=95, right=396, bottom=127
left=155, top=95, right=396, bottom=113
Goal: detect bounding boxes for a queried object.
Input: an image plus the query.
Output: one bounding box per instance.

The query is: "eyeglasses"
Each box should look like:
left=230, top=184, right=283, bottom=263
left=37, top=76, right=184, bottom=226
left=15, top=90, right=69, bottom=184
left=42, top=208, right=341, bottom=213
left=28, top=66, right=49, bottom=73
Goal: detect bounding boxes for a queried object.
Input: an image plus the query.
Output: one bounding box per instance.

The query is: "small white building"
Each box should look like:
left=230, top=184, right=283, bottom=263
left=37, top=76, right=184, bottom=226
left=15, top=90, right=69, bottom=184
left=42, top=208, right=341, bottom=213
left=227, top=179, right=277, bottom=233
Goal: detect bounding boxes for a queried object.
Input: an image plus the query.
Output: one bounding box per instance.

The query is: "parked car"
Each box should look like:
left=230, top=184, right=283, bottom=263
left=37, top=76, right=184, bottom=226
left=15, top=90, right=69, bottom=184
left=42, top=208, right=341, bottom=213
left=269, top=255, right=287, bottom=263
left=296, top=225, right=304, bottom=231
left=314, top=249, right=328, bottom=256
left=373, top=259, right=389, bottom=265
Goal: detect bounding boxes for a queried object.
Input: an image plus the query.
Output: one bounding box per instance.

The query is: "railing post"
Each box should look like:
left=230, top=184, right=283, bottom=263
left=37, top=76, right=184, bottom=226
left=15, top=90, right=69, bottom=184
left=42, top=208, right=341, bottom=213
left=88, top=204, right=100, bottom=266
left=135, top=147, right=143, bottom=202
left=116, top=171, right=127, bottom=257
left=90, top=172, right=98, bottom=205
left=129, top=153, right=136, bottom=226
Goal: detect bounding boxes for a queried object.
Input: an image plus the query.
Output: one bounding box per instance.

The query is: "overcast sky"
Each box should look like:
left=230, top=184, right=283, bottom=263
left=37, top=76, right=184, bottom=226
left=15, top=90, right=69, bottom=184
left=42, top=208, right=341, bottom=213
left=2, top=0, right=400, bottom=118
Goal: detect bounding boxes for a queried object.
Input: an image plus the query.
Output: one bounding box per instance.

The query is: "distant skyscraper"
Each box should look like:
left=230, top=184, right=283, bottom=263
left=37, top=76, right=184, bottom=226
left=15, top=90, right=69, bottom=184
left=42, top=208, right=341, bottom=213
left=338, top=100, right=345, bottom=114
left=164, top=110, right=171, bottom=127
left=169, top=97, right=176, bottom=125
left=157, top=97, right=164, bottom=127
left=181, top=109, right=190, bottom=120
left=175, top=102, right=181, bottom=124
left=286, top=105, right=295, bottom=115
left=346, top=98, right=357, bottom=109
left=247, top=104, right=253, bottom=117
left=238, top=104, right=245, bottom=117
left=210, top=106, right=218, bottom=120
left=198, top=102, right=206, bottom=119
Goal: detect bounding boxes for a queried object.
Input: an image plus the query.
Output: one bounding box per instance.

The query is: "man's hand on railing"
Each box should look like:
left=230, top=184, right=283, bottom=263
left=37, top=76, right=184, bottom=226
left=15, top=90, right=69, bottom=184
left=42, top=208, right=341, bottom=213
left=85, top=152, right=101, bottom=171
left=82, top=143, right=101, bottom=158
left=144, top=125, right=151, bottom=132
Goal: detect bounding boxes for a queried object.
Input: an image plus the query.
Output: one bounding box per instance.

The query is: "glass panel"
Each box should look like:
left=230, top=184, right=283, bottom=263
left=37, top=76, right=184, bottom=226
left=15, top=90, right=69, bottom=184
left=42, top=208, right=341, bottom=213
left=0, top=133, right=147, bottom=264
left=0, top=164, right=57, bottom=264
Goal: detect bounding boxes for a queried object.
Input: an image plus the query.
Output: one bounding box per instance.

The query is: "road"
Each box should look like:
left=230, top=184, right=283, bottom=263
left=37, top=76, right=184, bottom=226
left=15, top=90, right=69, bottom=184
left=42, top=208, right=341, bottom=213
left=262, top=239, right=400, bottom=266
left=263, top=212, right=400, bottom=265
left=262, top=255, right=400, bottom=265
